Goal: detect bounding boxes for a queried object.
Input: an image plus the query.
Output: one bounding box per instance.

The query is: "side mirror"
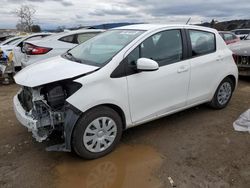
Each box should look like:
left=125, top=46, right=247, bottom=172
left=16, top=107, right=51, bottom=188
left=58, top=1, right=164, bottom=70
left=136, top=58, right=159, bottom=71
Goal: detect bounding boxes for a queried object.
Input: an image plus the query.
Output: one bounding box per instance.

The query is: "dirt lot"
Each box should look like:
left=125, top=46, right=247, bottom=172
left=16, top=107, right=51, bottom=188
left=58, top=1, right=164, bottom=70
left=0, top=79, right=250, bottom=188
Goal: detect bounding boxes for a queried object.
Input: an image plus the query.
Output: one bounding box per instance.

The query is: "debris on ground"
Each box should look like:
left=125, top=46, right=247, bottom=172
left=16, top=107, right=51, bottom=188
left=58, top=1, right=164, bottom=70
left=233, top=109, right=250, bottom=133
left=168, top=176, right=176, bottom=187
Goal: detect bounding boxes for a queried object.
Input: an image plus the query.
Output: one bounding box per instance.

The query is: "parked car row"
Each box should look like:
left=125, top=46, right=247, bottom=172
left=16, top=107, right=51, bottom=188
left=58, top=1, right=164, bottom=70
left=0, top=29, right=104, bottom=71
left=13, top=24, right=238, bottom=159
left=21, top=29, right=103, bottom=67
left=0, top=33, right=52, bottom=71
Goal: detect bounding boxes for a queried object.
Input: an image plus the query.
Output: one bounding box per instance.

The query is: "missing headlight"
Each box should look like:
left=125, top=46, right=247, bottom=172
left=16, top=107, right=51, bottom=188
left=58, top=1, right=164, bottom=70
left=41, top=81, right=82, bottom=110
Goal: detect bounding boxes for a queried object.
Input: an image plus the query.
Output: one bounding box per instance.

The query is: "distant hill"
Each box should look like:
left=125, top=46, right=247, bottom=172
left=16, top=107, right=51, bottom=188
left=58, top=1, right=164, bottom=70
left=46, top=19, right=250, bottom=32
left=199, top=19, right=250, bottom=31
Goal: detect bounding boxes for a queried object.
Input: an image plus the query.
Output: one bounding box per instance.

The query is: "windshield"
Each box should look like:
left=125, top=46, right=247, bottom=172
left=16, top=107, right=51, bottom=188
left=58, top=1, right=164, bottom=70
left=65, top=30, right=144, bottom=67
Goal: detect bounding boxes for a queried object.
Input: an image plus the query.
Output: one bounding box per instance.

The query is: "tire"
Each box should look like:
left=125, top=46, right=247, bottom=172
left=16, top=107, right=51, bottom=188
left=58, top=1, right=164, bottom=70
left=72, top=106, right=123, bottom=159
left=209, top=77, right=234, bottom=109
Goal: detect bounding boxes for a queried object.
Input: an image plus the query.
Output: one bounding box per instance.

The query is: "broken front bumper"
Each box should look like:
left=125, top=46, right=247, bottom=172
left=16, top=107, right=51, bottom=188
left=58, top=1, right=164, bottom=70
left=13, top=94, right=47, bottom=142
left=13, top=93, right=81, bottom=151
left=13, top=94, right=38, bottom=130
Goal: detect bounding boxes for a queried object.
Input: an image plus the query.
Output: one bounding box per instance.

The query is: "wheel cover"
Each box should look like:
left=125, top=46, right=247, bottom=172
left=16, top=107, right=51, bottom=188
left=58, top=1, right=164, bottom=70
left=217, top=82, right=232, bottom=106
left=83, top=117, right=117, bottom=153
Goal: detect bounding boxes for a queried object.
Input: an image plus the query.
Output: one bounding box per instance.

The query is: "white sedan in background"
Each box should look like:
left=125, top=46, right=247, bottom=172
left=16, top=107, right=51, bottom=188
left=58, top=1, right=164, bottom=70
left=0, top=36, right=24, bottom=46
left=0, top=33, right=52, bottom=70
left=21, top=29, right=104, bottom=67
left=12, top=33, right=52, bottom=69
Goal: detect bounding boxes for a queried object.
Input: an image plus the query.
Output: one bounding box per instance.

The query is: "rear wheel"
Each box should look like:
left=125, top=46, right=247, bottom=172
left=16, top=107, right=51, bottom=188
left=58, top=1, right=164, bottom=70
left=209, top=78, right=234, bottom=109
left=72, top=106, right=122, bottom=159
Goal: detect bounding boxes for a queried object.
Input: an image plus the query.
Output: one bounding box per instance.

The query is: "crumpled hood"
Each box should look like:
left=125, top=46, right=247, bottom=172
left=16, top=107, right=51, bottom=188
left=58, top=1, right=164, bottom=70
left=14, top=55, right=99, bottom=87
left=229, top=40, right=250, bottom=56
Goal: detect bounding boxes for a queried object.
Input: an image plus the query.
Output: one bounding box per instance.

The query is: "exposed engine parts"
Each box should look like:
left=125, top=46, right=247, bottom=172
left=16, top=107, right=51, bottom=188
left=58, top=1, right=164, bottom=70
left=17, top=81, right=81, bottom=142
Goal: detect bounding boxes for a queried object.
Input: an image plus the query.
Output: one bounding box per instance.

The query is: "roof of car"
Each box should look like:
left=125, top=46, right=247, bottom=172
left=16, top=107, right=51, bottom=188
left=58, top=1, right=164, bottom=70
left=113, top=24, right=217, bottom=33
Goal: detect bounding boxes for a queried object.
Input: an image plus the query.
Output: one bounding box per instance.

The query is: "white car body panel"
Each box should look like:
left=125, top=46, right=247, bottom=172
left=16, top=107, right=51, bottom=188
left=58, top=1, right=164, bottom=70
left=127, top=60, right=190, bottom=123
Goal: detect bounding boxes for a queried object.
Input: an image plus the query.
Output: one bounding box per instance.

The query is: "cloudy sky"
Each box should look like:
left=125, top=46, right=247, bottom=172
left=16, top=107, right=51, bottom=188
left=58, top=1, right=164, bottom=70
left=1, top=0, right=250, bottom=30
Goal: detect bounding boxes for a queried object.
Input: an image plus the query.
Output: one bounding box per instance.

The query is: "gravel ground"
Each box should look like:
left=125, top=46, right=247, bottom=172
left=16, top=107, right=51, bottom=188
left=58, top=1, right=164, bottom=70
left=0, top=78, right=250, bottom=188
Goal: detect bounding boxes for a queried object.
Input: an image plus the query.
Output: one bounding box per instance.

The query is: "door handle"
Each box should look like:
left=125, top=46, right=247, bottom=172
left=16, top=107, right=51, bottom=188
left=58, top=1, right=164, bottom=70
left=177, top=65, right=189, bottom=73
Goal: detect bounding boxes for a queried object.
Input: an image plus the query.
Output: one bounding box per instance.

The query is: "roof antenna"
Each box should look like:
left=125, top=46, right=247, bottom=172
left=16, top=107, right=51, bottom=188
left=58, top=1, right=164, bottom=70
left=186, top=17, right=191, bottom=25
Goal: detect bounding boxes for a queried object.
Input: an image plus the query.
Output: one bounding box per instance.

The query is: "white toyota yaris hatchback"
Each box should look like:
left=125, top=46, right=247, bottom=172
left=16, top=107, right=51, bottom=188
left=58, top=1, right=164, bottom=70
left=13, top=24, right=238, bottom=159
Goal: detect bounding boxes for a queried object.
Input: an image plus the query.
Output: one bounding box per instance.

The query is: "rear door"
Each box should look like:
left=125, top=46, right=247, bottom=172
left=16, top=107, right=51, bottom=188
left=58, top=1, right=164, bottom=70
left=186, top=29, right=223, bottom=105
left=126, top=29, right=191, bottom=123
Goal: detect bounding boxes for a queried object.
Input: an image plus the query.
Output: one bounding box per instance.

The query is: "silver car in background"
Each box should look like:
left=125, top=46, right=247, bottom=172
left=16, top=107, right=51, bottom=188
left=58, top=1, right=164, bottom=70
left=229, top=34, right=250, bottom=76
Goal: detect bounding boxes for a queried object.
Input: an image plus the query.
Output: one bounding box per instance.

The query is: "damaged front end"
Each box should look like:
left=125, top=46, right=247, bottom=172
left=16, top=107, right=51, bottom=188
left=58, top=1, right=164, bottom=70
left=13, top=80, right=82, bottom=151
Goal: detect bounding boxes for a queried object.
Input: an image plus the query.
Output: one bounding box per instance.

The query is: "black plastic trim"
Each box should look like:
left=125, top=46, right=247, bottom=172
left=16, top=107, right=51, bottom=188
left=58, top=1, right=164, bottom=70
left=110, top=60, right=126, bottom=78
left=64, top=102, right=81, bottom=151
left=45, top=102, right=81, bottom=152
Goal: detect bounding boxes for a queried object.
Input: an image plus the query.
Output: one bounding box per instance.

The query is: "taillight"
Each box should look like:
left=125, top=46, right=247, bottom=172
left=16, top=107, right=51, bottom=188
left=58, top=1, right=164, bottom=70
left=24, top=43, right=52, bottom=55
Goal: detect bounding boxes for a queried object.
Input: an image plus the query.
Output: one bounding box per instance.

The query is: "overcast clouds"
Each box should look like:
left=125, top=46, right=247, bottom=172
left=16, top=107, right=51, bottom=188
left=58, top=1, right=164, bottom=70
left=0, top=0, right=250, bottom=29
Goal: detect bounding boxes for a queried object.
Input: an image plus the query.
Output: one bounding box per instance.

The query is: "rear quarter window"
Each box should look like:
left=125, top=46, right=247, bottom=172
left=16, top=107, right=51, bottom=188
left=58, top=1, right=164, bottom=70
left=188, top=30, right=216, bottom=57
left=59, top=35, right=76, bottom=44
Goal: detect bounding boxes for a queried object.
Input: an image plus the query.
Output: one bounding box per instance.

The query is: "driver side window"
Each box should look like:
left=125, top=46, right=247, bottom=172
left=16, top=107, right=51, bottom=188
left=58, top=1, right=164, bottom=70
left=127, top=29, right=183, bottom=67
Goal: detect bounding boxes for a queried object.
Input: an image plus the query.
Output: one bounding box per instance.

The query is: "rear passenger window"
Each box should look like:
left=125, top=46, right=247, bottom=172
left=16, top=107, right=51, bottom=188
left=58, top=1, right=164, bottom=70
left=59, top=35, right=76, bottom=44
left=188, top=30, right=216, bottom=56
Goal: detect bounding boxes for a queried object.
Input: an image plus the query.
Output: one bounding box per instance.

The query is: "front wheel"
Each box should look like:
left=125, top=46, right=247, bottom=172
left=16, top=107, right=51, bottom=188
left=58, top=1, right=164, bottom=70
left=209, top=78, right=234, bottom=109
left=72, top=106, right=123, bottom=159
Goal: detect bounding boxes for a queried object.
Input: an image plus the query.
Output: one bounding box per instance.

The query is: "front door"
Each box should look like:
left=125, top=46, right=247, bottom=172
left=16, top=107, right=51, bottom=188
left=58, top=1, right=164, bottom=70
left=126, top=29, right=190, bottom=124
